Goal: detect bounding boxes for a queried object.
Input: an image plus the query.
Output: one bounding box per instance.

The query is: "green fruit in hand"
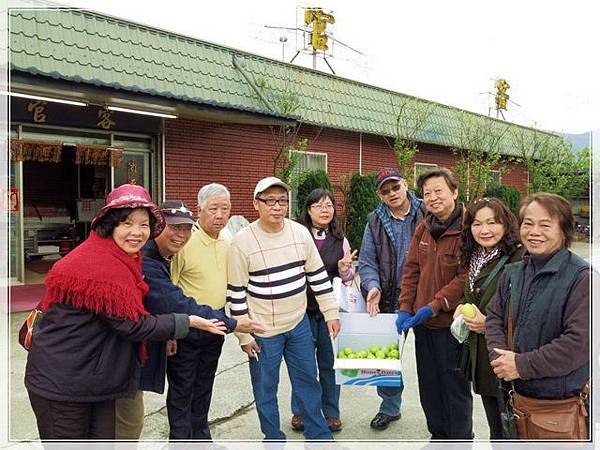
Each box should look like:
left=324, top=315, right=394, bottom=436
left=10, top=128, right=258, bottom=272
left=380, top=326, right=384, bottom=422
left=375, top=350, right=386, bottom=359
left=344, top=347, right=353, bottom=356
left=369, top=344, right=379, bottom=354
left=461, top=303, right=477, bottom=320
left=388, top=342, right=398, bottom=351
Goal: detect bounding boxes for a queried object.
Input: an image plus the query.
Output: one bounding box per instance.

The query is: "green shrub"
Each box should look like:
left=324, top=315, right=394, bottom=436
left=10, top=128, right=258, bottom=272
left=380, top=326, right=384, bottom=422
left=483, top=183, right=522, bottom=215
left=295, top=170, right=333, bottom=217
left=345, top=172, right=379, bottom=252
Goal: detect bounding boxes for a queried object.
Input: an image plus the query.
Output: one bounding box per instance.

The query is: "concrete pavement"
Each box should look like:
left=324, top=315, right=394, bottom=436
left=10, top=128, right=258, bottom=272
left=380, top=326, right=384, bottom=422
left=8, top=241, right=591, bottom=445
left=9, top=313, right=489, bottom=442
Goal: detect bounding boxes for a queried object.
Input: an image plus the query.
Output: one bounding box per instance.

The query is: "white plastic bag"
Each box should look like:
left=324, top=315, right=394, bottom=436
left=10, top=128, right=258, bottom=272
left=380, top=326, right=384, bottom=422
left=450, top=315, right=470, bottom=343
left=332, top=277, right=366, bottom=313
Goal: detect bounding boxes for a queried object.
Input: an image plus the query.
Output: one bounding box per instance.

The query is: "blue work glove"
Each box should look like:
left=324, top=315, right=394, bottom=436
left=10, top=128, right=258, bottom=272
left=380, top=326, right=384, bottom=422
left=395, top=311, right=413, bottom=334
left=401, top=306, right=434, bottom=332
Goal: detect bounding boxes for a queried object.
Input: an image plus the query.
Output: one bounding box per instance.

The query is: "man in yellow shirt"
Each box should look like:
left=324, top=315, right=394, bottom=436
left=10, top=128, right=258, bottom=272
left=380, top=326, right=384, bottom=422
left=168, top=183, right=233, bottom=440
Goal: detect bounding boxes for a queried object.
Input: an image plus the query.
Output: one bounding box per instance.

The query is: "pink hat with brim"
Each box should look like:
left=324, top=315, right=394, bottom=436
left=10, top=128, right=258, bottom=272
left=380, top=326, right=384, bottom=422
left=91, top=184, right=165, bottom=239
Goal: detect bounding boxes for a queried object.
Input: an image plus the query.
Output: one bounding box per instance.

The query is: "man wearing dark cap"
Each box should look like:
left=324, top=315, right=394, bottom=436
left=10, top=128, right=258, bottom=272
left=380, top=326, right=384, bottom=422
left=358, top=167, right=425, bottom=430
left=115, top=200, right=263, bottom=439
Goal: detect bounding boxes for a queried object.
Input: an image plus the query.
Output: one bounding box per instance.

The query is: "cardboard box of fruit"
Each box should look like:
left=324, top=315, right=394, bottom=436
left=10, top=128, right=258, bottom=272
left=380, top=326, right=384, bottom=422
left=333, top=312, right=402, bottom=386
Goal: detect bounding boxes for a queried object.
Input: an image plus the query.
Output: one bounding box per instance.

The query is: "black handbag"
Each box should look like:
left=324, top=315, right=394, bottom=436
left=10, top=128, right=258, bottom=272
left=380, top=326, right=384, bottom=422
left=456, top=341, right=471, bottom=381
left=498, top=380, right=519, bottom=439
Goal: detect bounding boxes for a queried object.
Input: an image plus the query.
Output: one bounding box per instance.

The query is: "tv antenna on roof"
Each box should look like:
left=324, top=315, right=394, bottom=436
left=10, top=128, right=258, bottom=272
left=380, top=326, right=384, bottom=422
left=480, top=78, right=521, bottom=120
left=262, top=6, right=363, bottom=75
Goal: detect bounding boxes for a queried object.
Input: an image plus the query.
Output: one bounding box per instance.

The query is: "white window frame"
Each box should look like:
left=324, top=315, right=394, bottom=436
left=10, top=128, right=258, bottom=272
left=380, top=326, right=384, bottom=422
left=489, top=170, right=502, bottom=185
left=290, top=149, right=328, bottom=174
left=289, top=150, right=328, bottom=218
left=413, top=162, right=438, bottom=188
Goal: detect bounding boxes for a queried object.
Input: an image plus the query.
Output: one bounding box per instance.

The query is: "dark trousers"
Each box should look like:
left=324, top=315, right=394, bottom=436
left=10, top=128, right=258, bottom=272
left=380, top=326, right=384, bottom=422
left=414, top=325, right=473, bottom=440
left=481, top=394, right=503, bottom=440
left=166, top=330, right=225, bottom=440
left=28, top=390, right=115, bottom=440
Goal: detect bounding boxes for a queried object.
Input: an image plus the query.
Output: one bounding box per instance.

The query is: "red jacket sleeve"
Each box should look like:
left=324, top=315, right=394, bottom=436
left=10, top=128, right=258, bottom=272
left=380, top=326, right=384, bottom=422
left=398, top=223, right=423, bottom=313
left=429, top=258, right=467, bottom=314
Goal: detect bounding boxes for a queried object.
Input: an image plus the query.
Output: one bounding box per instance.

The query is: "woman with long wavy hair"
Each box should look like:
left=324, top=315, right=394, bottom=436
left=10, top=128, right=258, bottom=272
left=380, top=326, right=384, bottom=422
left=455, top=197, right=523, bottom=439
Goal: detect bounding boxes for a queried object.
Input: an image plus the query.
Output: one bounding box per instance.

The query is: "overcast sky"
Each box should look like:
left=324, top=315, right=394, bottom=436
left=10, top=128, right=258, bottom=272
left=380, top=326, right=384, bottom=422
left=14, top=0, right=600, bottom=134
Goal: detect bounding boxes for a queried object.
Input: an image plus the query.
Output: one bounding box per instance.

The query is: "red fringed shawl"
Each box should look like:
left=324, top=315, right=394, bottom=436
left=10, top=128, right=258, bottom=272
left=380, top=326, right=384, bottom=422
left=41, top=231, right=149, bottom=320
left=41, top=231, right=150, bottom=363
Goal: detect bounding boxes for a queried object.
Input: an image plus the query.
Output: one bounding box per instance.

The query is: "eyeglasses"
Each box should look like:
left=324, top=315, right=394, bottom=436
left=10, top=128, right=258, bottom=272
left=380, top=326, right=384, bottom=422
left=310, top=203, right=334, bottom=211
left=168, top=223, right=193, bottom=232
left=256, top=197, right=289, bottom=207
left=379, top=184, right=403, bottom=196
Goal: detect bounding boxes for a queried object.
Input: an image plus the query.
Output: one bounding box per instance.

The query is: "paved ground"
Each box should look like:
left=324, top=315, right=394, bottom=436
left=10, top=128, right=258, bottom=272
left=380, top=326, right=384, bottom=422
left=8, top=241, right=591, bottom=446
left=8, top=312, right=490, bottom=445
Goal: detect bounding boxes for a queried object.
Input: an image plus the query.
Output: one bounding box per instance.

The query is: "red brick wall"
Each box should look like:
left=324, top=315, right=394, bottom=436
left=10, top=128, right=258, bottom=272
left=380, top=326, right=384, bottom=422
left=500, top=161, right=528, bottom=195
left=164, top=119, right=529, bottom=220
left=165, top=118, right=276, bottom=219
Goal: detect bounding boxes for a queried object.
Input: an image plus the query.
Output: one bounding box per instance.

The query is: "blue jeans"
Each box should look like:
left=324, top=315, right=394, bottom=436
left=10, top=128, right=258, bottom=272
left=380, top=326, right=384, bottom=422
left=249, top=314, right=332, bottom=441
left=377, top=381, right=404, bottom=417
left=291, top=311, right=340, bottom=418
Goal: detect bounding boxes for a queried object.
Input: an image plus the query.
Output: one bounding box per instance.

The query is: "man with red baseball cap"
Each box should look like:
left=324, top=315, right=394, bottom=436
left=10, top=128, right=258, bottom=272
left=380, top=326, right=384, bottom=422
left=358, top=167, right=425, bottom=430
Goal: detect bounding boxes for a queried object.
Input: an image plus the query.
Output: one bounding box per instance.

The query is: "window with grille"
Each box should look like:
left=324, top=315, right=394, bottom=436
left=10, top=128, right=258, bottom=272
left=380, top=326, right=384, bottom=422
left=489, top=170, right=502, bottom=185
left=413, top=162, right=438, bottom=188
left=290, top=150, right=327, bottom=217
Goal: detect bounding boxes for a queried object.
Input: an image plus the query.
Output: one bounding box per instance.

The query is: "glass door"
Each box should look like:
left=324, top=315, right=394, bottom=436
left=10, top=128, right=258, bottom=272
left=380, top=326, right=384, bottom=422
left=8, top=160, right=24, bottom=284
left=112, top=151, right=150, bottom=190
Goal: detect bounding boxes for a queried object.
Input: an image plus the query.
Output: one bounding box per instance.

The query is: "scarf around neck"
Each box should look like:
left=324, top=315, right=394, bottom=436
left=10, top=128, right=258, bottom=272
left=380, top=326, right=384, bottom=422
left=468, top=245, right=500, bottom=291
left=428, top=203, right=463, bottom=241
left=40, top=231, right=150, bottom=321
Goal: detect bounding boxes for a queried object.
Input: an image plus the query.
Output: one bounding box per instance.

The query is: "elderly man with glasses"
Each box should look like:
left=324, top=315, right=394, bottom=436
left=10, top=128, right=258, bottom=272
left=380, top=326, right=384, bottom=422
left=114, top=200, right=263, bottom=439
left=227, top=177, right=340, bottom=441
left=358, top=167, right=425, bottom=431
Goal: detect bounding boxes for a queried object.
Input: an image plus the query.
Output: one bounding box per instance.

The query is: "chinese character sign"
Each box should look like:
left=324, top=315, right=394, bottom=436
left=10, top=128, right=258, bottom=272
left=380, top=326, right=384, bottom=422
left=97, top=109, right=116, bottom=130
left=27, top=101, right=47, bottom=123
left=304, top=8, right=335, bottom=52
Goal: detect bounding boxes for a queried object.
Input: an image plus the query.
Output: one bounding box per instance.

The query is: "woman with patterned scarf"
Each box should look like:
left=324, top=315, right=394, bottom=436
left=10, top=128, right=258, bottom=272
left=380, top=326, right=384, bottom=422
left=24, top=184, right=227, bottom=440
left=454, top=197, right=523, bottom=439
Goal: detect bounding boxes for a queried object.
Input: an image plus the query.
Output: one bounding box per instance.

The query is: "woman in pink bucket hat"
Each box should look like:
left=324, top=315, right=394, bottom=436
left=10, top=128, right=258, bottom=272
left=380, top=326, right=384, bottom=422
left=24, top=184, right=227, bottom=440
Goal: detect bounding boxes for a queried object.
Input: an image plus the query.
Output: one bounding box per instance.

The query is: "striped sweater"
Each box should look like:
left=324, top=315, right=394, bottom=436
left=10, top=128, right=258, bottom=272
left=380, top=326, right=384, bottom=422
left=227, top=219, right=340, bottom=346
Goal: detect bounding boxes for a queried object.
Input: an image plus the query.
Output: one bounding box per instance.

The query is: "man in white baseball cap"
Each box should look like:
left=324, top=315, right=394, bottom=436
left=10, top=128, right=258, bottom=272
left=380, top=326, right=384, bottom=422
left=226, top=176, right=340, bottom=441
left=253, top=176, right=291, bottom=199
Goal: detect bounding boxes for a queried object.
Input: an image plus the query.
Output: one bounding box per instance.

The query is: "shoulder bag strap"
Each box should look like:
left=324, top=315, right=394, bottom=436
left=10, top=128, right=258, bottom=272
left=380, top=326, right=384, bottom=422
left=478, top=255, right=510, bottom=298
left=507, top=297, right=514, bottom=352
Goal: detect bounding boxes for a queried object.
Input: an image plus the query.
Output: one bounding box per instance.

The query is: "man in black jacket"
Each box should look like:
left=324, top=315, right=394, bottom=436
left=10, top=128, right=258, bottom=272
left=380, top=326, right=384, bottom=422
left=115, top=201, right=263, bottom=439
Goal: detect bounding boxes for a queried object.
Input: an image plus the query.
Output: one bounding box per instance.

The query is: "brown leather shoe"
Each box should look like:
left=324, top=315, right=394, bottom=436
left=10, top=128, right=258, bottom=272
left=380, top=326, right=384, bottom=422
left=327, top=416, right=343, bottom=432
left=291, top=415, right=304, bottom=431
